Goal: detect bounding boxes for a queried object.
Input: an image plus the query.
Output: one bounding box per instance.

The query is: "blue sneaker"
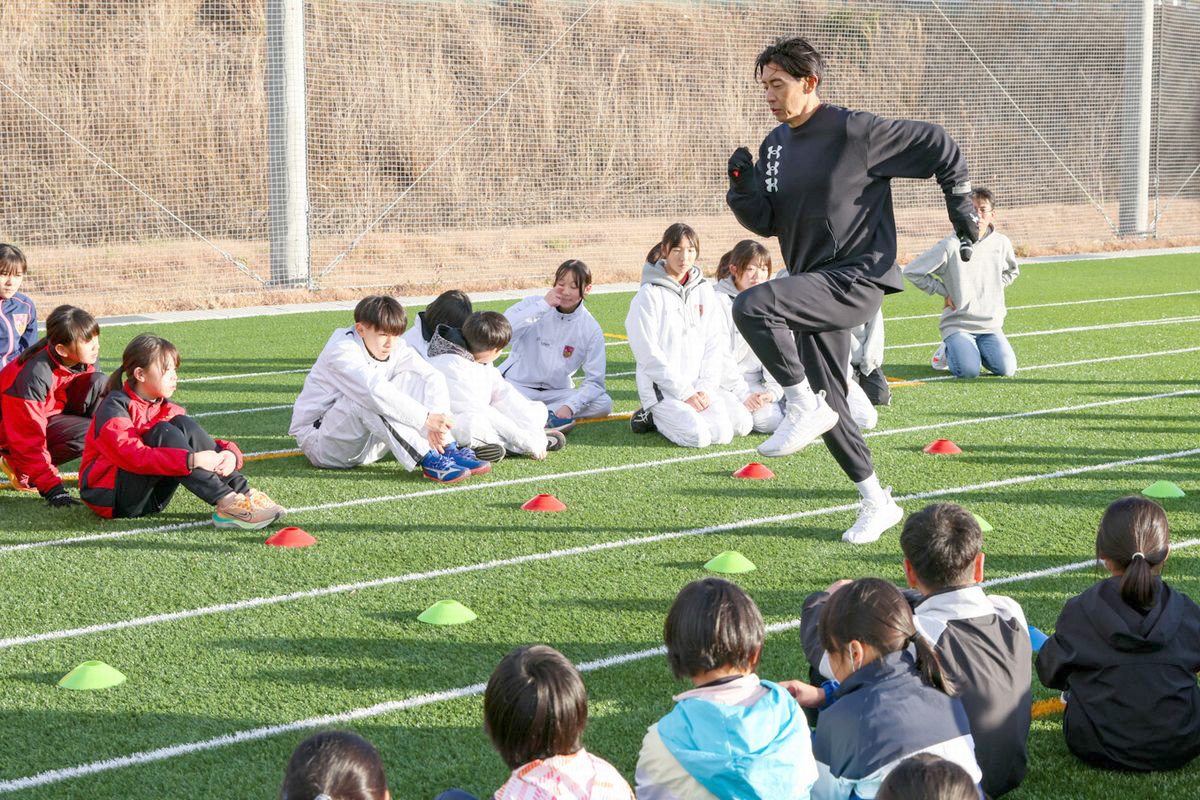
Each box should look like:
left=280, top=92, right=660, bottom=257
left=421, top=450, right=471, bottom=484
left=443, top=442, right=492, bottom=476
left=546, top=411, right=577, bottom=434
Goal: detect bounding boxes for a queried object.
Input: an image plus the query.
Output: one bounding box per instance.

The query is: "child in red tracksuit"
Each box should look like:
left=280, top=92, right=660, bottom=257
left=79, top=333, right=284, bottom=529
left=0, top=304, right=107, bottom=506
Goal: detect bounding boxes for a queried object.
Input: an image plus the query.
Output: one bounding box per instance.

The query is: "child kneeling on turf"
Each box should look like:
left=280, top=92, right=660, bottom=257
left=402, top=289, right=473, bottom=360
left=500, top=259, right=613, bottom=431
left=290, top=296, right=487, bottom=484
left=1036, top=496, right=1200, bottom=772
left=80, top=334, right=284, bottom=528
left=429, top=311, right=565, bottom=460
left=280, top=730, right=390, bottom=800
left=635, top=578, right=817, bottom=800
left=0, top=304, right=107, bottom=505
left=626, top=224, right=752, bottom=447
left=783, top=578, right=982, bottom=798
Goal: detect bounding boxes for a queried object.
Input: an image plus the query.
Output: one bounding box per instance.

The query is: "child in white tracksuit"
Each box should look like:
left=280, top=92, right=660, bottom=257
left=500, top=259, right=613, bottom=423
left=401, top=289, right=473, bottom=360
left=903, top=188, right=1019, bottom=379
left=626, top=224, right=752, bottom=448
left=429, top=311, right=562, bottom=460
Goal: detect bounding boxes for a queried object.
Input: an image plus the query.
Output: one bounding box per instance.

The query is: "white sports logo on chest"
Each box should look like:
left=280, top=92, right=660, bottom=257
left=765, top=144, right=782, bottom=193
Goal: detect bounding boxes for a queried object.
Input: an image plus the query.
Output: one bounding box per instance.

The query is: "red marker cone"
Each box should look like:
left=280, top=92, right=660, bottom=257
left=265, top=527, right=316, bottom=548
left=923, top=439, right=963, bottom=455
left=733, top=462, right=775, bottom=480
left=521, top=494, right=567, bottom=512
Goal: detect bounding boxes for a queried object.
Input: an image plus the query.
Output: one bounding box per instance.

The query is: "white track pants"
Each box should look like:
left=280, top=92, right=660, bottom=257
left=509, top=383, right=614, bottom=420
left=651, top=390, right=753, bottom=449
left=453, top=397, right=548, bottom=458
left=846, top=368, right=878, bottom=430
left=295, top=373, right=434, bottom=470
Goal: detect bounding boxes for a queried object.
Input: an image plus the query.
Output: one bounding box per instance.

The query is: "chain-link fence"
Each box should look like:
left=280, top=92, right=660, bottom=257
left=0, top=0, right=1196, bottom=315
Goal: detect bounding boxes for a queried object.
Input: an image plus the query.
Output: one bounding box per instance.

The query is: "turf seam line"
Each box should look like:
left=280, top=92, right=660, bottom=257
left=2, top=444, right=1197, bottom=651
left=1, top=388, right=1194, bottom=554
left=4, top=533, right=1199, bottom=793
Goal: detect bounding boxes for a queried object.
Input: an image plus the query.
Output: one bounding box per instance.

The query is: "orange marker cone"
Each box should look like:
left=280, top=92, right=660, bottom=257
left=521, top=494, right=567, bottom=512
left=923, top=439, right=963, bottom=455
left=265, top=527, right=316, bottom=548
left=733, top=463, right=775, bottom=480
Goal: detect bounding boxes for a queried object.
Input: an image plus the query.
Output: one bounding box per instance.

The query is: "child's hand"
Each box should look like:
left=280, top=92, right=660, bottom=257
left=554, top=405, right=573, bottom=420
left=779, top=679, right=826, bottom=708
left=944, top=296, right=956, bottom=310
left=191, top=450, right=224, bottom=472
left=744, top=392, right=772, bottom=412
left=686, top=392, right=710, bottom=412
left=425, top=413, right=453, bottom=436
left=544, top=286, right=564, bottom=308
left=213, top=450, right=237, bottom=477
left=426, top=430, right=446, bottom=453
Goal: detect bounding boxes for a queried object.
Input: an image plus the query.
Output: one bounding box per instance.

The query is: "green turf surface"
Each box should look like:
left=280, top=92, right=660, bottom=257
left=0, top=252, right=1197, bottom=798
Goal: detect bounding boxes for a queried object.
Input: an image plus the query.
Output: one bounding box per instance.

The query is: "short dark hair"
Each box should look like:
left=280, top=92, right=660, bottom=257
left=278, top=731, right=388, bottom=800
left=664, top=578, right=764, bottom=680
left=553, top=259, right=592, bottom=290
left=424, top=290, right=473, bottom=332
left=877, top=753, right=978, bottom=800
left=354, top=295, right=407, bottom=336
left=484, top=645, right=587, bottom=770
left=462, top=310, right=511, bottom=353
left=899, top=503, right=983, bottom=590
left=755, top=37, right=824, bottom=85
left=972, top=187, right=996, bottom=208
left=1097, top=495, right=1170, bottom=610
left=0, top=243, right=27, bottom=276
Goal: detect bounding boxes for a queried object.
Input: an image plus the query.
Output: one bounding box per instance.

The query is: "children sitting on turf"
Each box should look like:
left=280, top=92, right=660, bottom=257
left=626, top=224, right=752, bottom=447
left=500, top=259, right=613, bottom=431
left=436, top=644, right=634, bottom=800
left=402, top=289, right=473, bottom=360
left=903, top=187, right=1020, bottom=379
left=0, top=304, right=106, bottom=505
left=429, top=310, right=565, bottom=460
left=1036, top=495, right=1200, bottom=772
left=0, top=244, right=37, bottom=370
left=876, top=754, right=979, bottom=800
left=290, top=295, right=488, bottom=484
left=80, top=334, right=285, bottom=529
left=280, top=730, right=390, bottom=800
left=635, top=578, right=817, bottom=800
left=783, top=578, right=983, bottom=798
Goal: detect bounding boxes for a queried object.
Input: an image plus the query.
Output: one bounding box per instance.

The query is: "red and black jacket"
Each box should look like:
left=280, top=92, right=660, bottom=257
left=0, top=347, right=99, bottom=494
left=79, top=384, right=190, bottom=518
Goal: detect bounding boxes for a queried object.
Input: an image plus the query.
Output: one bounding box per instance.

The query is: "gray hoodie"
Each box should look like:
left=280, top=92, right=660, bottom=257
left=903, top=229, right=1019, bottom=337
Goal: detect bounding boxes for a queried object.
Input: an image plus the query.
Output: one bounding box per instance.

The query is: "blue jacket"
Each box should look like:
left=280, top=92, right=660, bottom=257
left=0, top=293, right=36, bottom=369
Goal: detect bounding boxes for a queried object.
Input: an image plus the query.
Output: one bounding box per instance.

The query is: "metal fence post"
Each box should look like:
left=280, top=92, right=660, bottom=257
left=267, top=0, right=311, bottom=287
left=1119, top=0, right=1154, bottom=237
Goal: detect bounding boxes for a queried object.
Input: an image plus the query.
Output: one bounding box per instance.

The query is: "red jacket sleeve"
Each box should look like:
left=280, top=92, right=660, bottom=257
left=1, top=389, right=60, bottom=494
left=95, top=414, right=192, bottom=477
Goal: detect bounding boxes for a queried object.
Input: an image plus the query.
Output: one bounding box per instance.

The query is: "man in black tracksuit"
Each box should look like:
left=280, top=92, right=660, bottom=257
left=726, top=37, right=979, bottom=544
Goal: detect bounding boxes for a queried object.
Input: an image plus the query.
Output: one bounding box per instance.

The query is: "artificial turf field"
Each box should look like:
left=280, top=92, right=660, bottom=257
left=0, top=251, right=1197, bottom=799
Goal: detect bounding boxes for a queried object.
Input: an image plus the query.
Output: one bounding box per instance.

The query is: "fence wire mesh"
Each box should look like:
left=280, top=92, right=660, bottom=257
left=0, top=0, right=1196, bottom=315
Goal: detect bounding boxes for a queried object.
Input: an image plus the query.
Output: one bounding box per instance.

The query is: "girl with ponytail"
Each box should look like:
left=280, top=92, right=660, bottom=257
left=1037, top=496, right=1200, bottom=771
left=781, top=578, right=982, bottom=798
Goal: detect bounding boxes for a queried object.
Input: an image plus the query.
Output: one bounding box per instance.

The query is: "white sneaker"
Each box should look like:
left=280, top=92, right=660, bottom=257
left=842, top=489, right=903, bottom=544
left=931, top=343, right=949, bottom=371
left=757, top=391, right=839, bottom=458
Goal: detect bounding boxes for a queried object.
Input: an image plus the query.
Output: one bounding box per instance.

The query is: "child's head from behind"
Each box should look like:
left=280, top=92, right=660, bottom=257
left=20, top=304, right=100, bottom=367
left=658, top=223, right=700, bottom=276
left=462, top=311, right=511, bottom=364
left=354, top=296, right=407, bottom=361
left=820, top=578, right=952, bottom=693
left=279, top=730, right=388, bottom=800
left=716, top=240, right=772, bottom=291
left=877, top=753, right=977, bottom=800
left=110, top=334, right=181, bottom=399
left=1097, top=495, right=1170, bottom=610
left=972, top=187, right=996, bottom=230
left=664, top=577, right=764, bottom=682
left=899, top=503, right=984, bottom=594
left=0, top=244, right=27, bottom=300
left=553, top=260, right=592, bottom=312
left=484, top=644, right=587, bottom=770
left=424, top=290, right=473, bottom=333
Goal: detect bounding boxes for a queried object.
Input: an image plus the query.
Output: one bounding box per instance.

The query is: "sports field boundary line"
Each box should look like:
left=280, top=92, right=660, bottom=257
left=883, top=289, right=1200, bottom=322
left=4, top=514, right=1198, bottom=793
left=1, top=389, right=1194, bottom=554
left=884, top=314, right=1200, bottom=351
left=2, top=442, right=1197, bottom=650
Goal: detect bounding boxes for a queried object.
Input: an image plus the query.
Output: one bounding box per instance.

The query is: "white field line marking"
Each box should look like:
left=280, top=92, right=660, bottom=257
left=5, top=513, right=1199, bottom=794
left=3, top=441, right=1198, bottom=650
left=894, top=346, right=1200, bottom=384
left=884, top=289, right=1200, bottom=322
left=885, top=314, right=1200, bottom=351
left=191, top=404, right=293, bottom=419
left=2, top=389, right=1194, bottom=555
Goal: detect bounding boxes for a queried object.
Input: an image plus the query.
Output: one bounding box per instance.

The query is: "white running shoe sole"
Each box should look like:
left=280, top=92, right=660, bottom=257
left=842, top=498, right=904, bottom=545
left=757, top=402, right=839, bottom=458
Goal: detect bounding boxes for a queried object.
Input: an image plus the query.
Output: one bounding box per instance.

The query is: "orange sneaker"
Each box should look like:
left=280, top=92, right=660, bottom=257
left=0, top=454, right=34, bottom=492
left=247, top=488, right=286, bottom=520
left=213, top=492, right=282, bottom=530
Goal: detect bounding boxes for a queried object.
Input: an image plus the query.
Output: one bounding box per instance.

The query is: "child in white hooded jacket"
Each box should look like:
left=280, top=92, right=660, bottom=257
left=626, top=224, right=752, bottom=448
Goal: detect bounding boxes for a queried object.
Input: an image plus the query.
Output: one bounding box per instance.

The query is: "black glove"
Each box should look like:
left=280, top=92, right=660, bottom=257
left=946, top=193, right=980, bottom=246
left=728, top=147, right=754, bottom=190
left=42, top=483, right=80, bottom=507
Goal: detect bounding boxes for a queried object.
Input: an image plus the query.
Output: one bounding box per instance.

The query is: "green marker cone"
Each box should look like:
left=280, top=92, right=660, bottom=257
left=972, top=513, right=994, bottom=532
left=1142, top=480, right=1185, bottom=499
left=704, top=550, right=757, bottom=574
left=58, top=661, right=127, bottom=691
left=417, top=600, right=477, bottom=626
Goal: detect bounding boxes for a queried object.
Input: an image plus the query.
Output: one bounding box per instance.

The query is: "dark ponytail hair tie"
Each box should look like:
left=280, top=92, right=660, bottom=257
left=1131, top=551, right=1146, bottom=561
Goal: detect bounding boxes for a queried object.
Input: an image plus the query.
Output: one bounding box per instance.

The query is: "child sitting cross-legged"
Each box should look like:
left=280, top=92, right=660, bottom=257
left=429, top=311, right=566, bottom=460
